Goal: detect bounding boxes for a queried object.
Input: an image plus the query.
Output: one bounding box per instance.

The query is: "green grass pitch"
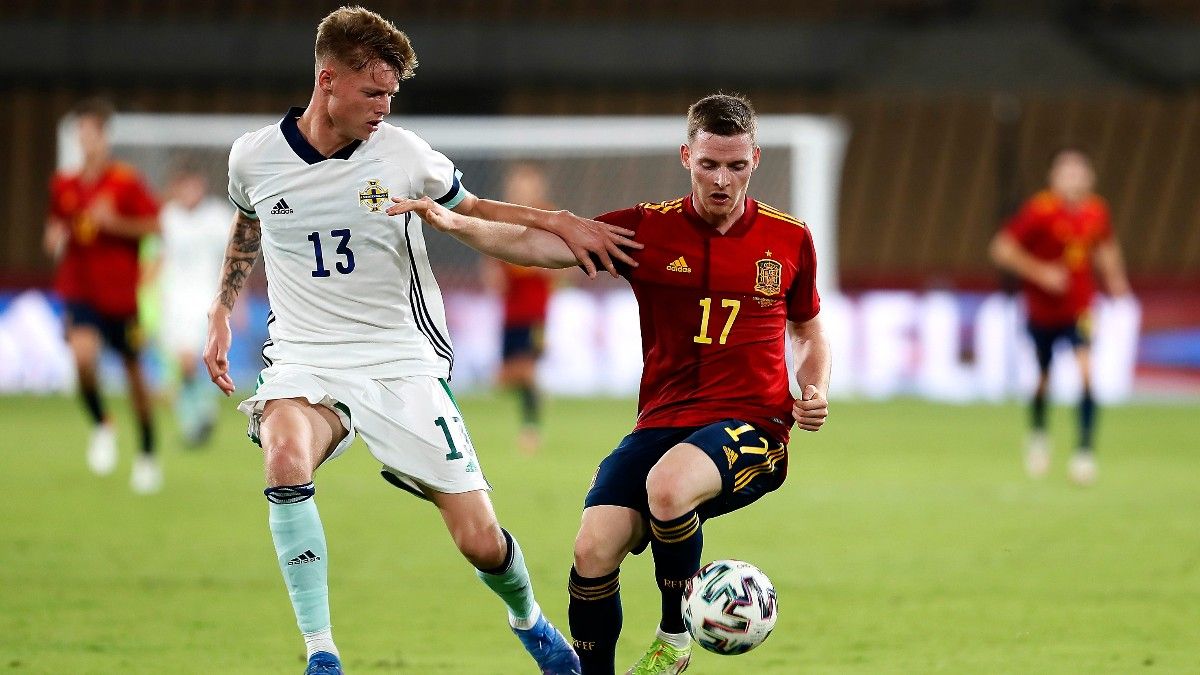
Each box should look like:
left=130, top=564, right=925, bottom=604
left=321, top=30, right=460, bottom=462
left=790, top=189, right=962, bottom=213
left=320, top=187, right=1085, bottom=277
left=1, top=394, right=1197, bottom=673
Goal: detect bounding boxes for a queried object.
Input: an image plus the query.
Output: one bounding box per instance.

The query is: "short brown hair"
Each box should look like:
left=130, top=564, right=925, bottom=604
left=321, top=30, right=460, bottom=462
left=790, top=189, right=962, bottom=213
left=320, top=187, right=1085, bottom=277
left=73, top=97, right=115, bottom=125
left=315, top=6, right=417, bottom=81
left=686, top=93, right=757, bottom=142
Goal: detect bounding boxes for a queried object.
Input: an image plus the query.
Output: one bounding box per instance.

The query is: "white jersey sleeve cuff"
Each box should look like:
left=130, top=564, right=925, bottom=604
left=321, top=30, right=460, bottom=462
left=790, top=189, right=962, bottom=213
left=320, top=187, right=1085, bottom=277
left=228, top=195, right=259, bottom=220
left=434, top=168, right=469, bottom=210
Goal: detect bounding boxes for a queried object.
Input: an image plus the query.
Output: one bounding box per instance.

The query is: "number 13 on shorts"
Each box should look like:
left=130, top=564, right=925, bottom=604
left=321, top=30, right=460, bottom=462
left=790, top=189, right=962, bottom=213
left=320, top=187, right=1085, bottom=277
left=434, top=415, right=475, bottom=461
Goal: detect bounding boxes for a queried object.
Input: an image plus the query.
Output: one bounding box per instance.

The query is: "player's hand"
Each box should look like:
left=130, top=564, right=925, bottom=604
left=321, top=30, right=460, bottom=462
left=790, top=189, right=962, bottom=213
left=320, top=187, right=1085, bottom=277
left=550, top=211, right=641, bottom=279
left=1034, top=264, right=1068, bottom=295
left=387, top=196, right=459, bottom=231
left=203, top=309, right=236, bottom=396
left=87, top=198, right=118, bottom=232
left=43, top=222, right=68, bottom=261
left=793, top=385, right=828, bottom=432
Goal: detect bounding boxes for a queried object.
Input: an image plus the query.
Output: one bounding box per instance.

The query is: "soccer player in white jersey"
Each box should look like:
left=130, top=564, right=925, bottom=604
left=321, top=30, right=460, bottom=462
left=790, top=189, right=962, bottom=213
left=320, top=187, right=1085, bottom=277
left=203, top=7, right=637, bottom=675
left=157, top=163, right=230, bottom=446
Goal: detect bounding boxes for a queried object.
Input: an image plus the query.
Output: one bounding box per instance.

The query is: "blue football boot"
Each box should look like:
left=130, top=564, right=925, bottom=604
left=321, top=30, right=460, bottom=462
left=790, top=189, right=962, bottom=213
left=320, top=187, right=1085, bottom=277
left=305, top=650, right=343, bottom=674
left=512, top=614, right=582, bottom=675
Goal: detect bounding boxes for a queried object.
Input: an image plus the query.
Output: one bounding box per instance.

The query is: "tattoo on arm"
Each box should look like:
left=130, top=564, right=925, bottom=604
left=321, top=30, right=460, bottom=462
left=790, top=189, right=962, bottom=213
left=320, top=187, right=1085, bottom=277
left=217, top=213, right=261, bottom=311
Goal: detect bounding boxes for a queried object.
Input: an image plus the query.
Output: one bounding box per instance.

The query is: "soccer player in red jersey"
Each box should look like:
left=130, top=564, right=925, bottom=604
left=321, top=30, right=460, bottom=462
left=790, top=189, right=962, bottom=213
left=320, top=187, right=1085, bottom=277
left=990, top=147, right=1130, bottom=485
left=43, top=99, right=163, bottom=493
left=389, top=93, right=830, bottom=675
left=483, top=164, right=557, bottom=454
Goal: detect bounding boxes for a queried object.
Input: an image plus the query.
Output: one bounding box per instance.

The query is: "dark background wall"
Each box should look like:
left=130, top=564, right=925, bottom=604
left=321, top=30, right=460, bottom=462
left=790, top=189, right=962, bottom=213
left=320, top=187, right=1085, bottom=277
left=3, top=0, right=1198, bottom=288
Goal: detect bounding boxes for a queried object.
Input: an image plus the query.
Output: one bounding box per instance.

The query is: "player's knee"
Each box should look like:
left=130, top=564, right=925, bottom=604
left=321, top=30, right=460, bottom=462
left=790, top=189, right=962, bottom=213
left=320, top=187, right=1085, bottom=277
left=645, top=463, right=694, bottom=519
left=263, top=437, right=313, bottom=485
left=573, top=530, right=621, bottom=578
left=453, top=521, right=506, bottom=569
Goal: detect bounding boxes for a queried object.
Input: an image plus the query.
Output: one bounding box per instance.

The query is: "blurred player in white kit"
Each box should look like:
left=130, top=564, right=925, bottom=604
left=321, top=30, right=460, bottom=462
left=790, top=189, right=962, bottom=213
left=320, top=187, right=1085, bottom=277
left=158, top=163, right=230, bottom=446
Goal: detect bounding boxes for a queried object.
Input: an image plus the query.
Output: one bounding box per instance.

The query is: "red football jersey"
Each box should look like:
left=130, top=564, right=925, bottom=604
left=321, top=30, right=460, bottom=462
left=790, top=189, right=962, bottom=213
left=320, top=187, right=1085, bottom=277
left=500, top=262, right=552, bottom=327
left=49, top=163, right=159, bottom=316
left=1004, top=190, right=1112, bottom=327
left=597, top=195, right=820, bottom=444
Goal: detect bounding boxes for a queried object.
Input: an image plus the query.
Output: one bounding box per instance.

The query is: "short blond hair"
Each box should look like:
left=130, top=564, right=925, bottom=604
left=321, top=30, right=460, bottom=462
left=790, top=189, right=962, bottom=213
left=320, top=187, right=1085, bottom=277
left=315, top=6, right=417, bottom=80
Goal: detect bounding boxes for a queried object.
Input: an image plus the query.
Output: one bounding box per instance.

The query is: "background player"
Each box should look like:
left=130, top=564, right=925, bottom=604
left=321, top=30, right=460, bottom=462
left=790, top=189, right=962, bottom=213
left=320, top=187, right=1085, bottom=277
left=482, top=163, right=557, bottom=454
left=989, top=146, right=1130, bottom=485
left=154, top=161, right=231, bottom=446
left=391, top=93, right=831, bottom=675
left=204, top=8, right=636, bottom=674
left=44, top=98, right=163, bottom=494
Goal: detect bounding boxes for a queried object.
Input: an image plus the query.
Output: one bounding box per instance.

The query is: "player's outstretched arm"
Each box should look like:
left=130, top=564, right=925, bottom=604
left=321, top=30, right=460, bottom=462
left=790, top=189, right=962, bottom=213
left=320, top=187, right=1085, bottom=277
left=988, top=231, right=1067, bottom=295
left=204, top=211, right=261, bottom=396
left=388, top=196, right=579, bottom=269
left=789, top=317, right=831, bottom=432
left=451, top=194, right=641, bottom=278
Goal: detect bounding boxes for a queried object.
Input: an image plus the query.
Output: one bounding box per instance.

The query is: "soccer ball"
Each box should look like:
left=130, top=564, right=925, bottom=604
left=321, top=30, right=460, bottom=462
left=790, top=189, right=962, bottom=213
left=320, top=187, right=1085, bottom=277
left=681, top=559, right=778, bottom=655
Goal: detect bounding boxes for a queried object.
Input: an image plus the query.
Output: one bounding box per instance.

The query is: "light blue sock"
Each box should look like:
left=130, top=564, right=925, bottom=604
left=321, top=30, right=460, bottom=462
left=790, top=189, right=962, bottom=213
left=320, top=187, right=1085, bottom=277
left=476, top=529, right=538, bottom=625
left=266, top=483, right=330, bottom=635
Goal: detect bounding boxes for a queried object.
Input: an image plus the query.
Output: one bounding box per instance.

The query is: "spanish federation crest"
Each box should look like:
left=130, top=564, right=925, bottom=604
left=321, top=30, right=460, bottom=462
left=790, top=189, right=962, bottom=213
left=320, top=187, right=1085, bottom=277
left=358, top=179, right=390, bottom=213
left=754, top=256, right=783, bottom=296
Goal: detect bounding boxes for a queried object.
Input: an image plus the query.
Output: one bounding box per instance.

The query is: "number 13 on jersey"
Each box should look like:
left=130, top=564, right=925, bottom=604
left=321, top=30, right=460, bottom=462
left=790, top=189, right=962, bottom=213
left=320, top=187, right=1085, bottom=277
left=694, top=297, right=741, bottom=345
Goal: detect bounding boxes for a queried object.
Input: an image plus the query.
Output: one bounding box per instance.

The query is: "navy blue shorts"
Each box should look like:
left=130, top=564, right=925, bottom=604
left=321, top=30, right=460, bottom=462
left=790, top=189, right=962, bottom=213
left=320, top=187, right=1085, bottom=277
left=584, top=420, right=788, bottom=553
left=64, top=302, right=142, bottom=358
left=501, top=324, right=543, bottom=360
left=1027, top=318, right=1090, bottom=372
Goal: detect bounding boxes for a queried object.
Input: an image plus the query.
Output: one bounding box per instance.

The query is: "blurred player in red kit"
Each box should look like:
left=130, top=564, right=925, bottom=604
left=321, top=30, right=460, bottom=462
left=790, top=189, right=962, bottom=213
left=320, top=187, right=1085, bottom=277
left=990, top=146, right=1130, bottom=485
left=44, top=98, right=163, bottom=493
left=482, top=163, right=556, bottom=455
left=388, top=92, right=831, bottom=675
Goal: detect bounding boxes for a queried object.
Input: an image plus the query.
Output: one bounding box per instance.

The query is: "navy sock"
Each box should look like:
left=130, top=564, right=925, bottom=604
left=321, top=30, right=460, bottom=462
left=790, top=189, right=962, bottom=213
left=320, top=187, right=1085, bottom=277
left=81, top=386, right=105, bottom=426
left=518, top=385, right=540, bottom=427
left=138, top=416, right=155, bottom=456
left=1030, top=391, right=1047, bottom=431
left=568, top=567, right=622, bottom=674
left=1080, top=389, right=1096, bottom=451
left=649, top=511, right=703, bottom=634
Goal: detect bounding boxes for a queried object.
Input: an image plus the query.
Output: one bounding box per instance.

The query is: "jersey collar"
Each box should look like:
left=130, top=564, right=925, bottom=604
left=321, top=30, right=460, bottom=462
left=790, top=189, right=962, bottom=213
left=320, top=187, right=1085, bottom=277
left=280, top=106, right=363, bottom=164
left=682, top=193, right=759, bottom=238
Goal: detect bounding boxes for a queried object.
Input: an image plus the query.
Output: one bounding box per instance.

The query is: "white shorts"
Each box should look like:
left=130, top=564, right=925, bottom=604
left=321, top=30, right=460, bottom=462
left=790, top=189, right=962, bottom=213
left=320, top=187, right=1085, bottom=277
left=238, top=366, right=490, bottom=496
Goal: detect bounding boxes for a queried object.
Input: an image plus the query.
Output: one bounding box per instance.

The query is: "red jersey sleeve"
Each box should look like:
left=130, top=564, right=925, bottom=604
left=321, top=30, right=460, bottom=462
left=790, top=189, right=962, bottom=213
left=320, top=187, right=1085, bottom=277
left=787, top=229, right=821, bottom=323
left=1093, top=199, right=1113, bottom=241
left=113, top=167, right=160, bottom=218
left=593, top=204, right=646, bottom=279
left=1003, top=198, right=1042, bottom=247
left=48, top=173, right=71, bottom=221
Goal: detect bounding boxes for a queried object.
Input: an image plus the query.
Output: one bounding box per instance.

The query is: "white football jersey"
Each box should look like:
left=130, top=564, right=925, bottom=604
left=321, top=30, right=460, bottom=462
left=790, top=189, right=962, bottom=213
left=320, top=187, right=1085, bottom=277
left=227, top=107, right=470, bottom=378
left=160, top=197, right=230, bottom=307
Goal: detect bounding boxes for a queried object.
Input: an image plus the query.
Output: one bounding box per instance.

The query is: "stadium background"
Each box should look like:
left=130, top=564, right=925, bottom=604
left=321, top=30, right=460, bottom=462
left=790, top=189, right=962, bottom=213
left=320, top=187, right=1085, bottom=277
left=1, top=2, right=1198, bottom=673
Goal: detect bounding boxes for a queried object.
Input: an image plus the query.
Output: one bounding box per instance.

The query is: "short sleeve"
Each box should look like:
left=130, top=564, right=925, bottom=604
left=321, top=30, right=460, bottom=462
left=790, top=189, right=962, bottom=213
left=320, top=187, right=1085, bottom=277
left=1003, top=198, right=1042, bottom=246
left=413, top=136, right=470, bottom=209
left=227, top=135, right=258, bottom=219
left=592, top=205, right=646, bottom=278
left=787, top=229, right=821, bottom=323
left=115, top=170, right=160, bottom=218
left=48, top=174, right=68, bottom=220
left=1093, top=200, right=1113, bottom=241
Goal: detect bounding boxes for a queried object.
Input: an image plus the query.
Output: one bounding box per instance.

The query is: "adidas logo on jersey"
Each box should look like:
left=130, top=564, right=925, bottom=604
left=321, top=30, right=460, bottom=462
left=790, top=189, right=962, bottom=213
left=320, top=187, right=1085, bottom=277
left=287, top=550, right=320, bottom=565
left=666, top=256, right=692, bottom=273
left=270, top=198, right=294, bottom=215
